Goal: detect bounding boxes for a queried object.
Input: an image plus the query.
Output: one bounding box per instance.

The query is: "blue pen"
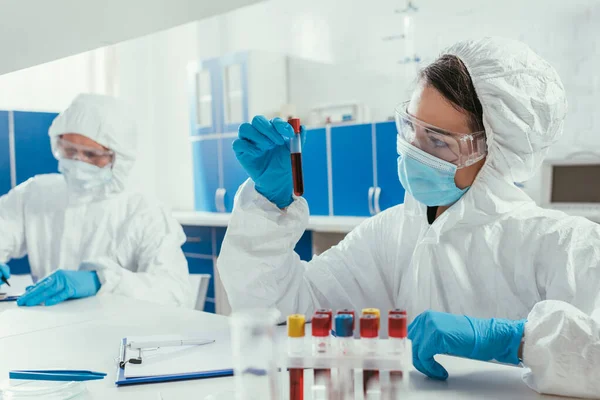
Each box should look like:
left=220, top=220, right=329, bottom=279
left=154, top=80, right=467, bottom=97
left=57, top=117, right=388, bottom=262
left=1, top=276, right=10, bottom=287
left=9, top=370, right=107, bottom=381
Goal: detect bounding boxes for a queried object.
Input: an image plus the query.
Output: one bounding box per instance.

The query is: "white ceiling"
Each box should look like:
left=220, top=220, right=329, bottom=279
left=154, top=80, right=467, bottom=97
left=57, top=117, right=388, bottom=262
left=0, top=0, right=263, bottom=75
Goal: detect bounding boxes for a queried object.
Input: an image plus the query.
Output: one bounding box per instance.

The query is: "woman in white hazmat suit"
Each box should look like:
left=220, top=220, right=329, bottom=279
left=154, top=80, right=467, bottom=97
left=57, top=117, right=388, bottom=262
left=0, top=94, right=192, bottom=308
left=218, top=37, right=600, bottom=398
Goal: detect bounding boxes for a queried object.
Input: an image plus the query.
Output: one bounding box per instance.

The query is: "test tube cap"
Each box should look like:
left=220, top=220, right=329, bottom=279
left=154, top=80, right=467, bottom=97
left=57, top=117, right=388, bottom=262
left=335, top=314, right=354, bottom=337
left=288, top=314, right=306, bottom=338
left=362, top=308, right=380, bottom=330
left=362, top=308, right=381, bottom=318
left=315, top=309, right=333, bottom=330
left=337, top=309, right=355, bottom=329
left=389, top=314, right=408, bottom=338
left=360, top=314, right=379, bottom=338
left=287, top=117, right=301, bottom=134
left=312, top=313, right=330, bottom=337
left=389, top=309, right=407, bottom=316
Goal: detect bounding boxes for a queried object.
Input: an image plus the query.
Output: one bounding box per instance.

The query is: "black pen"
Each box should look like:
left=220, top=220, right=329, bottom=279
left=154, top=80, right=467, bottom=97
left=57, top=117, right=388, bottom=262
left=1, top=276, right=10, bottom=287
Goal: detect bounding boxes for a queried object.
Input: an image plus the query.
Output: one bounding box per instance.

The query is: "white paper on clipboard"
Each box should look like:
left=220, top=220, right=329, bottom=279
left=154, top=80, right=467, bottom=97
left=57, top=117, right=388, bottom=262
left=124, top=331, right=232, bottom=378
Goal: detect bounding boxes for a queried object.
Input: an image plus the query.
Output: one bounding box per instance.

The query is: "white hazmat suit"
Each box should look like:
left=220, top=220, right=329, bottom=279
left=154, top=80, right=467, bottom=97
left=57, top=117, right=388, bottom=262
left=0, top=94, right=192, bottom=307
left=218, top=37, right=600, bottom=398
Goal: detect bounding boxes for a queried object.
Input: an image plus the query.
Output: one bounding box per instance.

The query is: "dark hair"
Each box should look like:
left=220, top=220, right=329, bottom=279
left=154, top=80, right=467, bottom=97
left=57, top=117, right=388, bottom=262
left=419, top=55, right=484, bottom=132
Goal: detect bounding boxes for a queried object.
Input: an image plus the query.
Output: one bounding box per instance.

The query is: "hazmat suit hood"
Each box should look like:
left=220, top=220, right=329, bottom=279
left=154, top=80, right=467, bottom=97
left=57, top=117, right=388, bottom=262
left=403, top=37, right=568, bottom=229
left=49, top=94, right=137, bottom=196
left=446, top=37, right=568, bottom=184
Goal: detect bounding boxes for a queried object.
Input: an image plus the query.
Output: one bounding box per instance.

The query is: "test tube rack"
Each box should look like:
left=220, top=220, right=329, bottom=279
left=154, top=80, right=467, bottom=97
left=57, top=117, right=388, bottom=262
left=284, top=338, right=409, bottom=370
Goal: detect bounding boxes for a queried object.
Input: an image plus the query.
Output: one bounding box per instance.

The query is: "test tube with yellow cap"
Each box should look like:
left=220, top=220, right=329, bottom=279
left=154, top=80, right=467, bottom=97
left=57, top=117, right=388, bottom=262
left=362, top=308, right=381, bottom=330
left=287, top=314, right=305, bottom=400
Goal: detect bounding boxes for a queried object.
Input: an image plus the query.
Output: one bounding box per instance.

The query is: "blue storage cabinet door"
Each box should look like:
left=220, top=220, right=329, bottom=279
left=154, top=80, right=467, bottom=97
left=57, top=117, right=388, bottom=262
left=188, top=58, right=222, bottom=135
left=330, top=124, right=374, bottom=216
left=192, top=139, right=220, bottom=212
left=220, top=53, right=249, bottom=133
left=13, top=111, right=58, bottom=185
left=0, top=111, right=11, bottom=195
left=215, top=227, right=226, bottom=256
left=294, top=230, right=313, bottom=262
left=375, top=121, right=405, bottom=211
left=182, top=226, right=214, bottom=256
left=302, top=127, right=329, bottom=216
left=221, top=136, right=249, bottom=212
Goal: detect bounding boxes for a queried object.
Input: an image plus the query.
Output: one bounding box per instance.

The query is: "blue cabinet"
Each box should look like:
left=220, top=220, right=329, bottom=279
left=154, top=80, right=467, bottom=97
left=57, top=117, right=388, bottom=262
left=181, top=225, right=217, bottom=314
left=188, top=58, right=222, bottom=135
left=192, top=139, right=220, bottom=213
left=14, top=111, right=58, bottom=185
left=221, top=136, right=248, bottom=213
left=220, top=53, right=249, bottom=133
left=330, top=123, right=374, bottom=216
left=303, top=127, right=329, bottom=216
left=188, top=54, right=250, bottom=136
left=375, top=121, right=405, bottom=212
left=0, top=111, right=11, bottom=196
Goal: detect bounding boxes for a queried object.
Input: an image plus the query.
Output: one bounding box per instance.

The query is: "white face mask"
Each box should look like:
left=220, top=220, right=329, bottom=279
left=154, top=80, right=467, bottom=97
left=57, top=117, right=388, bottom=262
left=58, top=159, right=113, bottom=191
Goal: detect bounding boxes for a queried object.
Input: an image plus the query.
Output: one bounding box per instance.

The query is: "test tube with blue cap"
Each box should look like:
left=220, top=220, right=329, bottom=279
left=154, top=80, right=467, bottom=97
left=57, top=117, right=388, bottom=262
left=335, top=313, right=355, bottom=396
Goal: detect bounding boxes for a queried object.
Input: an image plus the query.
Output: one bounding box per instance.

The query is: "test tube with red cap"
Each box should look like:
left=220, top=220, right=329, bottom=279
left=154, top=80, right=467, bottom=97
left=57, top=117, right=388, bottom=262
left=312, top=313, right=332, bottom=385
left=288, top=118, right=304, bottom=196
left=314, top=309, right=333, bottom=330
left=360, top=314, right=380, bottom=395
left=388, top=312, right=408, bottom=388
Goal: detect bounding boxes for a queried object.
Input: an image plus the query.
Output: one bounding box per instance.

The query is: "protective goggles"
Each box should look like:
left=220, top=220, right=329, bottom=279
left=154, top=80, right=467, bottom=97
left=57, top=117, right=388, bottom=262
left=394, top=102, right=487, bottom=168
left=54, top=138, right=115, bottom=167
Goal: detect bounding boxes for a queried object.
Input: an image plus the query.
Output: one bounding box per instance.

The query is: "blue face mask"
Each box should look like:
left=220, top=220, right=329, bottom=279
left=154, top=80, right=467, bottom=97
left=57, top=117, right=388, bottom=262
left=397, top=139, right=468, bottom=207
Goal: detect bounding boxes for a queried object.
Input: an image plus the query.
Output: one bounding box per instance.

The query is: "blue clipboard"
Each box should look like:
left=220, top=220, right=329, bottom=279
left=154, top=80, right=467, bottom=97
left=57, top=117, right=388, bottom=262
left=115, top=338, right=233, bottom=386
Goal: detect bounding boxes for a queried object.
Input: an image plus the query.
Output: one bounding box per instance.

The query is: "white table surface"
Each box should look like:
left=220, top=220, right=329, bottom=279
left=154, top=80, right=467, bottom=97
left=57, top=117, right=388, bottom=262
left=0, top=296, right=569, bottom=400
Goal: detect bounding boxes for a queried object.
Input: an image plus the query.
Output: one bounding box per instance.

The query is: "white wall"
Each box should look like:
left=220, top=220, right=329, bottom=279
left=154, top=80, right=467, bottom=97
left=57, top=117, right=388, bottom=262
left=114, top=23, right=198, bottom=210
left=0, top=50, right=106, bottom=112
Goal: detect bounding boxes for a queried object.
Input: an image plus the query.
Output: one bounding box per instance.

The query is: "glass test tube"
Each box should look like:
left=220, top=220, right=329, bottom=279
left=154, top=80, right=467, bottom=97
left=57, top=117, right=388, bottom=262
left=312, top=313, right=332, bottom=394
left=315, top=308, right=333, bottom=330
left=360, top=314, right=380, bottom=396
left=388, top=313, right=408, bottom=396
left=362, top=308, right=381, bottom=330
left=288, top=117, right=304, bottom=196
left=334, top=314, right=355, bottom=397
left=230, top=308, right=280, bottom=400
left=288, top=314, right=305, bottom=400
left=336, top=309, right=356, bottom=331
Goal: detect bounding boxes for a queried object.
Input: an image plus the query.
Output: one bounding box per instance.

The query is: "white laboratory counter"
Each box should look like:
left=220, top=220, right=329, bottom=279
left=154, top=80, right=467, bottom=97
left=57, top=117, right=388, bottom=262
left=0, top=295, right=572, bottom=399
left=173, top=211, right=366, bottom=234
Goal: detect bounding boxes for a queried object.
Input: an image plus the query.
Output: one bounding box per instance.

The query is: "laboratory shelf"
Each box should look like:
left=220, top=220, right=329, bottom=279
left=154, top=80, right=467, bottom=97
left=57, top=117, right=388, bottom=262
left=172, top=211, right=366, bottom=234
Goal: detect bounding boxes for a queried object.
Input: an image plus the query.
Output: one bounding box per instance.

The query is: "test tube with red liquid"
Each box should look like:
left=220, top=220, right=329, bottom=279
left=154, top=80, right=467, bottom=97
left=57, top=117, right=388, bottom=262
left=288, top=314, right=305, bottom=400
left=388, top=312, right=408, bottom=395
left=312, top=313, right=332, bottom=384
left=288, top=118, right=304, bottom=196
left=360, top=314, right=380, bottom=396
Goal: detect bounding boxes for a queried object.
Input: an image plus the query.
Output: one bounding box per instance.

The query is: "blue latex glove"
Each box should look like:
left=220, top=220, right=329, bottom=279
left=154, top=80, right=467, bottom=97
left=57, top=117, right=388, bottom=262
left=0, top=263, right=10, bottom=286
left=233, top=116, right=305, bottom=209
left=408, top=310, right=526, bottom=380
left=17, top=270, right=101, bottom=307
